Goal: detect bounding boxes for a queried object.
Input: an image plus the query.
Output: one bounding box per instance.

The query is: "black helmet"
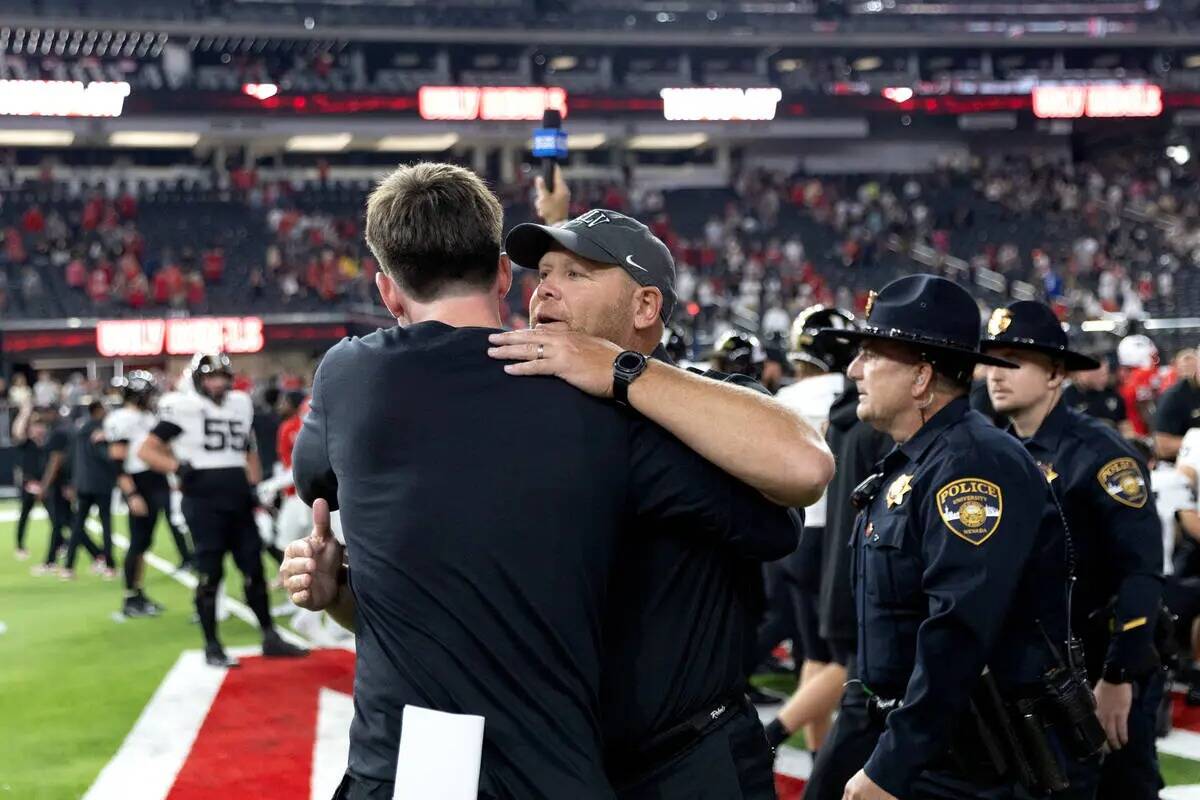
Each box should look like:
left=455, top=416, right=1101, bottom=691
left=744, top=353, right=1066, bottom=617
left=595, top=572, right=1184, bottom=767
left=706, top=331, right=765, bottom=377
left=661, top=325, right=691, bottom=363
left=789, top=306, right=858, bottom=373
left=190, top=352, right=234, bottom=395
left=111, top=370, right=158, bottom=407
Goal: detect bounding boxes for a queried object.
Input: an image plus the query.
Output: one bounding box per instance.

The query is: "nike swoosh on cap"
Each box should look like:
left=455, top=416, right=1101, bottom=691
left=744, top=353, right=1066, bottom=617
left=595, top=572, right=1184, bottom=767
left=626, top=255, right=648, bottom=273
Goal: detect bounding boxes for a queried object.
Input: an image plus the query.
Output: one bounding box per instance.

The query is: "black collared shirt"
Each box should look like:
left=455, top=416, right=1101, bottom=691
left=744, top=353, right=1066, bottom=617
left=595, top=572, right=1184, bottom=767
left=1155, top=378, right=1200, bottom=439
left=600, top=347, right=803, bottom=756
left=1020, top=398, right=1163, bottom=676
left=853, top=397, right=1069, bottom=798
left=292, top=323, right=798, bottom=798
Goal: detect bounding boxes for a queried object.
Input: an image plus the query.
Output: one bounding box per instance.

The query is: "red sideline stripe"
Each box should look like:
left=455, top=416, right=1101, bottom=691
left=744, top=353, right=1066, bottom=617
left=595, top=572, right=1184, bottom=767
left=167, top=649, right=355, bottom=800
left=1172, top=690, right=1200, bottom=733
left=776, top=773, right=806, bottom=800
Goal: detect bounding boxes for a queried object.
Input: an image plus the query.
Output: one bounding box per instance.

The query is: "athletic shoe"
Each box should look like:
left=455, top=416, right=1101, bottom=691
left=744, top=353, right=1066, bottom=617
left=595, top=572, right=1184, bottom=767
left=262, top=630, right=309, bottom=659
left=30, top=563, right=55, bottom=577
left=14, top=548, right=29, bottom=561
left=91, top=558, right=109, bottom=576
left=138, top=592, right=164, bottom=616
left=58, top=568, right=76, bottom=581
left=123, top=595, right=152, bottom=618
left=100, top=567, right=116, bottom=581
left=205, top=645, right=240, bottom=668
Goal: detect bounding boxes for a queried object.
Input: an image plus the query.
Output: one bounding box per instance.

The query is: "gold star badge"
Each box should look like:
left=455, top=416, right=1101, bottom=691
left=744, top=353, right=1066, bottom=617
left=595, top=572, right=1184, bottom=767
left=1038, top=462, right=1058, bottom=483
left=865, top=290, right=878, bottom=319
left=886, top=474, right=914, bottom=508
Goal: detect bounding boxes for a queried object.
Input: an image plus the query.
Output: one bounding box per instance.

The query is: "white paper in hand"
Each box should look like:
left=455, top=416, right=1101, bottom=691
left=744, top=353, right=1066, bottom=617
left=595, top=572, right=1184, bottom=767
left=393, top=705, right=485, bottom=800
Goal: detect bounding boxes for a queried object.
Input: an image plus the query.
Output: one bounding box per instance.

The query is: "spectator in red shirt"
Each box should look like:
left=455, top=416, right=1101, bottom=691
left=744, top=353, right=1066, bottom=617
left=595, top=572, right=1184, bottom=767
left=87, top=268, right=110, bottom=306
left=65, top=256, right=87, bottom=289
left=126, top=273, right=149, bottom=309
left=5, top=226, right=26, bottom=265
left=116, top=190, right=137, bottom=221
left=21, top=206, right=44, bottom=235
left=82, top=195, right=104, bottom=231
left=202, top=248, right=225, bottom=283
left=186, top=271, right=205, bottom=309
left=154, top=259, right=185, bottom=306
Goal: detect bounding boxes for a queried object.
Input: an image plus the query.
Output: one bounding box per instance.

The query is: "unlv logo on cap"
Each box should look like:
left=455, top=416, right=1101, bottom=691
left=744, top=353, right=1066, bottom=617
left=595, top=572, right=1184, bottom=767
left=573, top=209, right=611, bottom=228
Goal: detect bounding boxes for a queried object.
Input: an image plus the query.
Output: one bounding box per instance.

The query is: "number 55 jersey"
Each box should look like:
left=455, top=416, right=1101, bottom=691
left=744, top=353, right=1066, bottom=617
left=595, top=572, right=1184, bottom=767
left=154, top=389, right=255, bottom=498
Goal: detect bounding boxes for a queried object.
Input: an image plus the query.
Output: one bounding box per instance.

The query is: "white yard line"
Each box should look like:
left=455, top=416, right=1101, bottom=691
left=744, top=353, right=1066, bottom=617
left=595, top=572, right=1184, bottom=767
left=0, top=507, right=310, bottom=649
left=80, top=648, right=236, bottom=800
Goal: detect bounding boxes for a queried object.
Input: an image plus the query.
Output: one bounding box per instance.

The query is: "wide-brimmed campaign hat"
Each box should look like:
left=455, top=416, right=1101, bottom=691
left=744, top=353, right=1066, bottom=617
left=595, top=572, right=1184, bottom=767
left=817, top=273, right=1016, bottom=369
left=980, top=300, right=1100, bottom=371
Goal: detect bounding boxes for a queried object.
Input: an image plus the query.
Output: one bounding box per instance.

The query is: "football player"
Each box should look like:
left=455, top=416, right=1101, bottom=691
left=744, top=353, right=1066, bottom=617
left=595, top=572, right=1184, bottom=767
left=106, top=371, right=189, bottom=617
left=139, top=353, right=308, bottom=667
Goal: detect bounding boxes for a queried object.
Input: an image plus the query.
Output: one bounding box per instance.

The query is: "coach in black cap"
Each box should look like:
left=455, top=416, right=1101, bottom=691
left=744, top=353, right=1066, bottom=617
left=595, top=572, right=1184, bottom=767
left=493, top=208, right=833, bottom=799
left=804, top=275, right=1073, bottom=800
left=984, top=300, right=1164, bottom=800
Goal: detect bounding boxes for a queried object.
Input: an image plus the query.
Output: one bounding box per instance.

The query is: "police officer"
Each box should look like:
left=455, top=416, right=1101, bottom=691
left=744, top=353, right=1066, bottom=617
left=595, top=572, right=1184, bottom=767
left=811, top=274, right=1073, bottom=800
left=983, top=300, right=1165, bottom=800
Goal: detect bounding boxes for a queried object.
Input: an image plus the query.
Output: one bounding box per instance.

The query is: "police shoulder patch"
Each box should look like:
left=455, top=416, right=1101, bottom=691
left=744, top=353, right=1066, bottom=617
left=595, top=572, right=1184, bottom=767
left=1096, top=457, right=1148, bottom=509
left=936, top=477, right=1003, bottom=546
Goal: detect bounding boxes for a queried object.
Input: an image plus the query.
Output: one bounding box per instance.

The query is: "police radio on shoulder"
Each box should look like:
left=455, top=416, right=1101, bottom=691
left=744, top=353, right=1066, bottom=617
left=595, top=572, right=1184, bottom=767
left=613, top=350, right=649, bottom=406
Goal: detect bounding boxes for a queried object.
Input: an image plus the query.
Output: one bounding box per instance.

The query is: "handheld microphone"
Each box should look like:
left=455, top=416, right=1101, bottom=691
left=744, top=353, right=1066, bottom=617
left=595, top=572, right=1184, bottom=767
left=533, top=108, right=567, bottom=193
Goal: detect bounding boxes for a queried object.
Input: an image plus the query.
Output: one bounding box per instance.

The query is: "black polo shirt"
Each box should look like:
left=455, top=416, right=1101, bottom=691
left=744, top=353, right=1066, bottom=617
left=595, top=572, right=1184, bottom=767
left=17, top=438, right=48, bottom=487
left=292, top=323, right=797, bottom=799
left=600, top=349, right=803, bottom=754
left=72, top=417, right=117, bottom=495
left=45, top=422, right=74, bottom=487
left=1154, top=378, right=1200, bottom=439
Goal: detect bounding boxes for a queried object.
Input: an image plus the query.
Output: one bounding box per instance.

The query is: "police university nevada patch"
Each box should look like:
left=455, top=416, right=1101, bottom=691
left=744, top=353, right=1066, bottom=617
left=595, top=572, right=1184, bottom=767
left=936, top=478, right=1003, bottom=546
left=1096, top=457, right=1148, bottom=509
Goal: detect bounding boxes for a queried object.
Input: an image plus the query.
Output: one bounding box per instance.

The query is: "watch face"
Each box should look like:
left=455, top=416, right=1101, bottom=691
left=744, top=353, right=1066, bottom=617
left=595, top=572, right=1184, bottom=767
left=616, top=351, right=646, bottom=373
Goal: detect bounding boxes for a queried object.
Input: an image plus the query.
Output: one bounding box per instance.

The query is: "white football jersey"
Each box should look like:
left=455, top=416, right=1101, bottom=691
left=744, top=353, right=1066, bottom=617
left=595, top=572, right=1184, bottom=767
left=775, top=372, right=846, bottom=527
left=1179, top=428, right=1200, bottom=474
left=1153, top=464, right=1192, bottom=575
left=157, top=389, right=255, bottom=470
left=103, top=406, right=157, bottom=474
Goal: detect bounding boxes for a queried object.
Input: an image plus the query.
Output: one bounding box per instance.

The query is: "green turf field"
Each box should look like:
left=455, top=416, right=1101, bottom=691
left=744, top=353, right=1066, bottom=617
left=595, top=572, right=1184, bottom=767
left=4, top=499, right=1200, bottom=798
left=0, top=502, right=279, bottom=799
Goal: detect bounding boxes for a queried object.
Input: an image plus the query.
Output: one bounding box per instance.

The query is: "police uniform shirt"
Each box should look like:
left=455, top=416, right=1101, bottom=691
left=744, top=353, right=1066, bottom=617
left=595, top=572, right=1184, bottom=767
left=775, top=371, right=845, bottom=528
left=72, top=416, right=117, bottom=496
left=103, top=406, right=157, bottom=475
left=1155, top=378, right=1200, bottom=440
left=291, top=324, right=798, bottom=798
left=1020, top=398, right=1163, bottom=678
left=152, top=390, right=255, bottom=499
left=1062, top=383, right=1127, bottom=429
left=854, top=397, right=1069, bottom=798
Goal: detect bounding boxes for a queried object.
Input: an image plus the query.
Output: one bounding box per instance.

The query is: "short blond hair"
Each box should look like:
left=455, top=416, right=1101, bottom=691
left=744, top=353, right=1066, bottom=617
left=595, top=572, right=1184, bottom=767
left=364, top=162, right=504, bottom=300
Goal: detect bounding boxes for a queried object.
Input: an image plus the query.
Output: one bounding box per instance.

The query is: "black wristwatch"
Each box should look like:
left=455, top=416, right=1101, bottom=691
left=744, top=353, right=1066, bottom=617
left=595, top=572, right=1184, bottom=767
left=612, top=350, right=649, bottom=407
left=1101, top=663, right=1132, bottom=684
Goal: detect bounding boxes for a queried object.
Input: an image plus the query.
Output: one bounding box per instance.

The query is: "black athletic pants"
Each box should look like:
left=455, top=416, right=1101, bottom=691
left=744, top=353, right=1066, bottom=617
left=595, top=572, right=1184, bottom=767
left=181, top=493, right=273, bottom=648
left=40, top=488, right=72, bottom=566
left=65, top=490, right=114, bottom=570
left=123, top=472, right=178, bottom=591
left=16, top=489, right=54, bottom=551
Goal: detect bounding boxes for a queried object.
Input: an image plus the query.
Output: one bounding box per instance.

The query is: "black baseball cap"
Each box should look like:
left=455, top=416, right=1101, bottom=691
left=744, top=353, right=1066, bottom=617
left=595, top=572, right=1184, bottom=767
left=505, top=209, right=677, bottom=322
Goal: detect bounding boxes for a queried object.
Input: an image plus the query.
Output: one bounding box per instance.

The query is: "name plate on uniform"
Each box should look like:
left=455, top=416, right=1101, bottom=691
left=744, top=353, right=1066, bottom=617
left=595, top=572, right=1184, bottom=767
left=394, top=705, right=485, bottom=799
